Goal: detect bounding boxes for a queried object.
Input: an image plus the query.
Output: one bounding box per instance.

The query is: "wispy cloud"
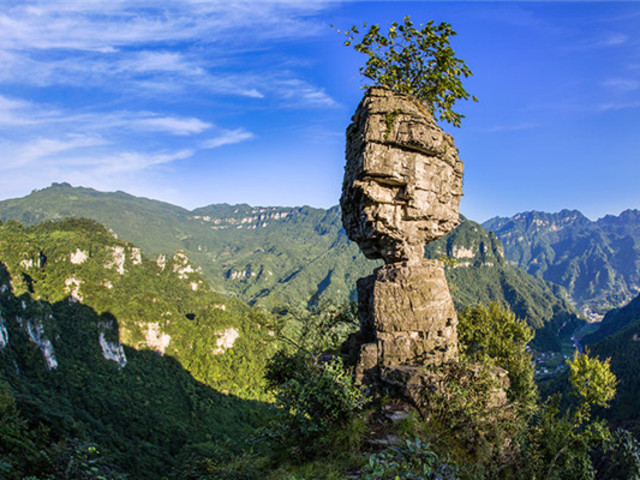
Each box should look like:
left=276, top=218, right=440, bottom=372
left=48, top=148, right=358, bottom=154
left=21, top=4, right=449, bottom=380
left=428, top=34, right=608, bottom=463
left=0, top=94, right=212, bottom=136
left=603, top=78, right=640, bottom=93
left=0, top=1, right=328, bottom=52
left=477, top=122, right=540, bottom=133
left=272, top=79, right=338, bottom=108
left=3, top=134, right=107, bottom=168
left=0, top=2, right=335, bottom=105
left=0, top=0, right=336, bottom=203
left=201, top=129, right=255, bottom=149
left=564, top=32, right=631, bottom=52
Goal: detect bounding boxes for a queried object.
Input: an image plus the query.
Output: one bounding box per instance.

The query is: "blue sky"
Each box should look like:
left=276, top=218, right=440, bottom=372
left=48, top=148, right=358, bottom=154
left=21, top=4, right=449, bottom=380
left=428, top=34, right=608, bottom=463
left=0, top=1, right=639, bottom=222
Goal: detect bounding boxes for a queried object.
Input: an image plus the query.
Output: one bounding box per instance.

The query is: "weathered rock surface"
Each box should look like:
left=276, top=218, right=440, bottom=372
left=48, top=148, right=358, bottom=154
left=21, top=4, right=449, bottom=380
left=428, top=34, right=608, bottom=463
left=340, top=88, right=510, bottom=418
left=352, top=260, right=459, bottom=386
left=341, top=87, right=464, bottom=264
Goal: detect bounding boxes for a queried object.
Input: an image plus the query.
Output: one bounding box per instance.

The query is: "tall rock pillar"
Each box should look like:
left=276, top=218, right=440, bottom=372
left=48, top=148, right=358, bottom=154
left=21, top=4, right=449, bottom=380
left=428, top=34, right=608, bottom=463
left=341, top=87, right=464, bottom=391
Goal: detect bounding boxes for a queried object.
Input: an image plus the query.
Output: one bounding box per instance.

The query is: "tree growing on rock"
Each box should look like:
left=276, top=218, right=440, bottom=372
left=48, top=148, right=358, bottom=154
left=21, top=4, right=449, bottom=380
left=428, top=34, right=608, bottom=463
left=340, top=16, right=477, bottom=127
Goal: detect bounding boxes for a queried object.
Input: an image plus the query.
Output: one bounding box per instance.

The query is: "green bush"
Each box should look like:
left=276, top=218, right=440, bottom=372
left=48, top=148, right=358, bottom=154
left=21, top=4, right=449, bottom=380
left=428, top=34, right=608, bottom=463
left=360, top=438, right=459, bottom=480
left=458, top=302, right=537, bottom=409
left=522, top=353, right=617, bottom=480
left=265, top=351, right=364, bottom=457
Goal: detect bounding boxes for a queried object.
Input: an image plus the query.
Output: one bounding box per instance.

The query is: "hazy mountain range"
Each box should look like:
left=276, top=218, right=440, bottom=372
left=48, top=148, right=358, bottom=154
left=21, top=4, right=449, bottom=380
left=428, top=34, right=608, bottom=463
left=484, top=209, right=640, bottom=319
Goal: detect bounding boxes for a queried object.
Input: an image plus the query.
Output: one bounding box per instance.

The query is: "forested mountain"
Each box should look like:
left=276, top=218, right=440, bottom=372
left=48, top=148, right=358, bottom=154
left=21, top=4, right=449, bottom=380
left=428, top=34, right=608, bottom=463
left=0, top=218, right=276, bottom=477
left=583, top=293, right=640, bottom=436
left=0, top=184, right=583, bottom=350
left=484, top=209, right=640, bottom=319
left=425, top=218, right=583, bottom=350
left=0, top=183, right=375, bottom=310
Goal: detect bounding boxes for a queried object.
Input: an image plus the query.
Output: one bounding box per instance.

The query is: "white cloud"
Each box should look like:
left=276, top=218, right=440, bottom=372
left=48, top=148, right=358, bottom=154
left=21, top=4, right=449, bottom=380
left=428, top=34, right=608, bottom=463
left=0, top=1, right=334, bottom=103
left=478, top=122, right=540, bottom=133
left=2, top=134, right=107, bottom=168
left=270, top=78, right=338, bottom=108
left=595, top=99, right=640, bottom=112
left=201, top=129, right=255, bottom=149
left=133, top=116, right=211, bottom=136
left=0, top=1, right=327, bottom=52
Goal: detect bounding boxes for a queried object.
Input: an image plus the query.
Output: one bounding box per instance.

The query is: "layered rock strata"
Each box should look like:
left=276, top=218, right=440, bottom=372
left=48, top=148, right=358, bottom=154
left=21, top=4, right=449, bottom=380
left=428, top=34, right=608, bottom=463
left=341, top=87, right=464, bottom=393
left=341, top=87, right=463, bottom=264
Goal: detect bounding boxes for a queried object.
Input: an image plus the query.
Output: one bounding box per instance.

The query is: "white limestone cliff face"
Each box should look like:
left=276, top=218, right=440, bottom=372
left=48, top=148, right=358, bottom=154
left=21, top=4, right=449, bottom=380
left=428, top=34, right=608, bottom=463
left=70, top=249, right=88, bottom=264
left=98, top=332, right=127, bottom=367
left=25, top=319, right=58, bottom=370
left=0, top=317, right=8, bottom=349
left=452, top=245, right=475, bottom=259
left=105, top=246, right=126, bottom=275
left=193, top=208, right=292, bottom=230
left=212, top=327, right=240, bottom=354
left=144, top=322, right=171, bottom=354
left=156, top=254, right=166, bottom=271
left=131, top=247, right=142, bottom=265
left=20, top=258, right=34, bottom=269
left=172, top=251, right=194, bottom=279
left=64, top=276, right=84, bottom=302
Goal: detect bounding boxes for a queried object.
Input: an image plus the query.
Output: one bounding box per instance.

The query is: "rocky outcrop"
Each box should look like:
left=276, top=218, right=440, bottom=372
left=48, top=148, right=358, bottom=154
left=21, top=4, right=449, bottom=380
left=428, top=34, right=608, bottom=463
left=352, top=260, right=459, bottom=387
left=341, top=87, right=463, bottom=264
left=341, top=87, right=464, bottom=397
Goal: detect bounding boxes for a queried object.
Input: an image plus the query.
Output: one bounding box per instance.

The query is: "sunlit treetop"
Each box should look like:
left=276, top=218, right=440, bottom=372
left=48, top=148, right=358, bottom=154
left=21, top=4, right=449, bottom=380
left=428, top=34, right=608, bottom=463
left=340, top=16, right=478, bottom=127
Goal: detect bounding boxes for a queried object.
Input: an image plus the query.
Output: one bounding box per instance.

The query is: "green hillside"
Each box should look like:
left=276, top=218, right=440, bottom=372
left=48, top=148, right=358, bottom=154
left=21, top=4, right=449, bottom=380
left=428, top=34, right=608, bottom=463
left=0, top=184, right=377, bottom=310
left=484, top=209, right=640, bottom=319
left=425, top=218, right=584, bottom=351
left=0, top=217, right=278, bottom=400
left=0, top=218, right=279, bottom=478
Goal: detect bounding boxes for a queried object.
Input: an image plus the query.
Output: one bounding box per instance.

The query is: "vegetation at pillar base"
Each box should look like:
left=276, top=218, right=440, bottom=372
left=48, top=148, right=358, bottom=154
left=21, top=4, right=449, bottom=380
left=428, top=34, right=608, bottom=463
left=458, top=302, right=537, bottom=408
left=245, top=302, right=639, bottom=480
left=340, top=16, right=477, bottom=127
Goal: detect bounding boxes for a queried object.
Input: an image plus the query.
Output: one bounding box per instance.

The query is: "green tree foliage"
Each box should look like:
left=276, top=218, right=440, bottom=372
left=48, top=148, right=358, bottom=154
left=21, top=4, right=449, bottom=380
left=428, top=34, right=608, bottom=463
left=596, top=428, right=640, bottom=479
left=0, top=387, right=50, bottom=479
left=523, top=353, right=617, bottom=480
left=341, top=16, right=477, bottom=127
left=277, top=301, right=359, bottom=355
left=264, top=351, right=364, bottom=458
left=458, top=302, right=537, bottom=408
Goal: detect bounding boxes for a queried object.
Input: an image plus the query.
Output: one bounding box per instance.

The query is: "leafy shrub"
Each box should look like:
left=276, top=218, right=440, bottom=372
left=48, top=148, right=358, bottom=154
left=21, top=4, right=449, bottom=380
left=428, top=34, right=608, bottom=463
left=360, top=438, right=459, bottom=480
left=522, top=353, right=617, bottom=480
left=458, top=302, right=537, bottom=409
left=596, top=428, right=640, bottom=480
left=265, top=351, right=364, bottom=457
left=419, top=358, right=520, bottom=475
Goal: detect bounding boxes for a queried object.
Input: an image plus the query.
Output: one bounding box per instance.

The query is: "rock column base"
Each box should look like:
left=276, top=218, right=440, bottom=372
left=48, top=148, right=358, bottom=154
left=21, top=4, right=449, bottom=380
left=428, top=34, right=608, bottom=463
left=352, top=259, right=459, bottom=387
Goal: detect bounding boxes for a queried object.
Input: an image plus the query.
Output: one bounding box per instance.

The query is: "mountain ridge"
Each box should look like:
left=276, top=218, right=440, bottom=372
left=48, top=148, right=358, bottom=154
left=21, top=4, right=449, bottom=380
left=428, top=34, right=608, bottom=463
left=484, top=208, right=640, bottom=318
